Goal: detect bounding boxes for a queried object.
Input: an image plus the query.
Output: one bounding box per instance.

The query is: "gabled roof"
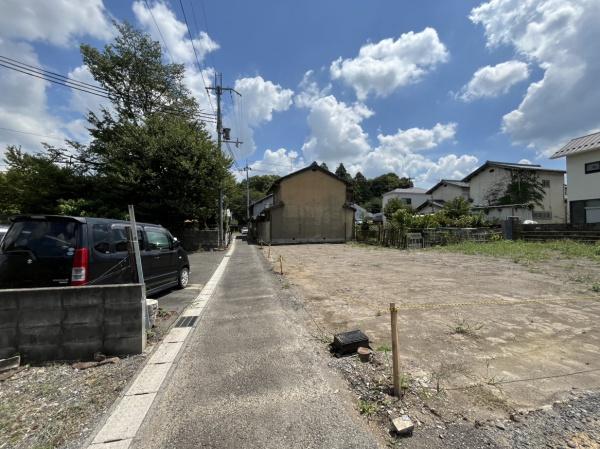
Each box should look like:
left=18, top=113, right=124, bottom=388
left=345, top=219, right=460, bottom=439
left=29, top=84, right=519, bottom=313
left=268, top=161, right=350, bottom=193
left=462, top=160, right=565, bottom=182
left=383, top=187, right=428, bottom=196
left=551, top=131, right=600, bottom=159
left=250, top=193, right=273, bottom=207
left=415, top=199, right=446, bottom=212
left=426, top=179, right=470, bottom=194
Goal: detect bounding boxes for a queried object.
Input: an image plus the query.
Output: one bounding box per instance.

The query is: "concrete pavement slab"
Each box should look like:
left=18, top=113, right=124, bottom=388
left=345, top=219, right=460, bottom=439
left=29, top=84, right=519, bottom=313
left=92, top=393, right=156, bottom=443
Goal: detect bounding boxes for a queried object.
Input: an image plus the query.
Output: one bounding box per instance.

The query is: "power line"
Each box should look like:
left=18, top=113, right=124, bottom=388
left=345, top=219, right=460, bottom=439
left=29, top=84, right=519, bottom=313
left=0, top=126, right=66, bottom=141
left=0, top=55, right=108, bottom=94
left=143, top=0, right=175, bottom=64
left=0, top=61, right=110, bottom=99
left=178, top=0, right=215, bottom=114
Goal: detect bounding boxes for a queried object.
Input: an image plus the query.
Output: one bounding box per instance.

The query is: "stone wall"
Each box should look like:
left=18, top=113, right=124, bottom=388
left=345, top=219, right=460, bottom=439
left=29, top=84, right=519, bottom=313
left=0, top=284, right=145, bottom=362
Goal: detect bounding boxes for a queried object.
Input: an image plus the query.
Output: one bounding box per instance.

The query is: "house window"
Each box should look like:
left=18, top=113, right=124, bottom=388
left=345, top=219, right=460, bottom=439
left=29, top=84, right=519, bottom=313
left=542, top=179, right=550, bottom=188
left=532, top=211, right=552, bottom=220
left=585, top=161, right=600, bottom=174
left=402, top=198, right=412, bottom=205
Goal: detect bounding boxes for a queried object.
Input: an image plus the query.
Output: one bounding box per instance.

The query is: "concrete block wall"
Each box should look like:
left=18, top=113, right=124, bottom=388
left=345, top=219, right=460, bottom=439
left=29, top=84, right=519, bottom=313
left=0, top=284, right=144, bottom=362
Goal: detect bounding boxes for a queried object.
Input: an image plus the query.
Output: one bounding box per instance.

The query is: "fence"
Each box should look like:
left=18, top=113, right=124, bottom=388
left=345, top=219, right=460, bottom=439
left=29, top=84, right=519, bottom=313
left=355, top=224, right=501, bottom=249
left=519, top=223, right=600, bottom=243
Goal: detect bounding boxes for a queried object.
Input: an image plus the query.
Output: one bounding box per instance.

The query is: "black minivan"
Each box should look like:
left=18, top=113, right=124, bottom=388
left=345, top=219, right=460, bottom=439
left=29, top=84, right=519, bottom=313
left=0, top=215, right=190, bottom=295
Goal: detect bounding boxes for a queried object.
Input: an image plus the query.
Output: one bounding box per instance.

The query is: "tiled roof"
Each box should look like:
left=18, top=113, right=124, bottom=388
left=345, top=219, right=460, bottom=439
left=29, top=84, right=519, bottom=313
left=551, top=131, right=600, bottom=159
left=462, top=161, right=565, bottom=181
left=384, top=187, right=428, bottom=195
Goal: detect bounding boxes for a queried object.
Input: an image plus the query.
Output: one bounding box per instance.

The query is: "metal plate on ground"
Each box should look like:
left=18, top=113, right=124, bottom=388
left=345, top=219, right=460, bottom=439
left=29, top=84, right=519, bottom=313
left=174, top=315, right=198, bottom=328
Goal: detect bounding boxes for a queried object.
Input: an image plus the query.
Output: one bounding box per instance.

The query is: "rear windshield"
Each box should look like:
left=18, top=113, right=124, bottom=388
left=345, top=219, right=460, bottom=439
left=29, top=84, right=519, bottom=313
left=1, top=220, right=80, bottom=258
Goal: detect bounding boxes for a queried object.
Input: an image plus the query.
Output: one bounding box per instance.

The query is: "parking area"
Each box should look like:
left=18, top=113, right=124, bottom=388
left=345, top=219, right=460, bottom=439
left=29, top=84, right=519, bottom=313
left=263, top=243, right=600, bottom=420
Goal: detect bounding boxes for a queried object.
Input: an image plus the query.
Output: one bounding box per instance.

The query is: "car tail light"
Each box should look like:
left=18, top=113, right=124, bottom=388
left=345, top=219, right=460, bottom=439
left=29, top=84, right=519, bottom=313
left=71, top=247, right=89, bottom=286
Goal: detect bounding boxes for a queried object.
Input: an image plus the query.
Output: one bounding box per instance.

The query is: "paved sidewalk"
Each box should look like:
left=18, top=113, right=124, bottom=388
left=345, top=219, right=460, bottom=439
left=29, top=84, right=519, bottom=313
left=130, top=239, right=380, bottom=449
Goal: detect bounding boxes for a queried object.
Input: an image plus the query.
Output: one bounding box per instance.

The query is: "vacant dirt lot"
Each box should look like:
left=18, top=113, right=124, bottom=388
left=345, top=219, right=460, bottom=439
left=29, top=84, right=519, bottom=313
left=263, top=243, right=600, bottom=422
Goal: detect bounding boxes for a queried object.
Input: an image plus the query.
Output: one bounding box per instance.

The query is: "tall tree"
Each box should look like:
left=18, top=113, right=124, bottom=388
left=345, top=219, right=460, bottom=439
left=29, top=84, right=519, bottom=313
left=353, top=171, right=371, bottom=204
left=370, top=173, right=413, bottom=198
left=47, top=22, right=233, bottom=229
left=319, top=162, right=329, bottom=171
left=334, top=163, right=352, bottom=183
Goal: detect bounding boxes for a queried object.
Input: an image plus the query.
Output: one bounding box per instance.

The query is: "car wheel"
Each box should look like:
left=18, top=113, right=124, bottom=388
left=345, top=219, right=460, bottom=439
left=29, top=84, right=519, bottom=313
left=178, top=267, right=189, bottom=289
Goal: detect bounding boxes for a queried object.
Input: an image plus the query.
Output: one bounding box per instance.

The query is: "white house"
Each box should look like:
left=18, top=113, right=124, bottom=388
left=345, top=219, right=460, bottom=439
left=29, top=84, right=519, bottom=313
left=416, top=180, right=470, bottom=214
left=463, top=161, right=566, bottom=223
left=382, top=187, right=428, bottom=212
left=551, top=131, right=600, bottom=224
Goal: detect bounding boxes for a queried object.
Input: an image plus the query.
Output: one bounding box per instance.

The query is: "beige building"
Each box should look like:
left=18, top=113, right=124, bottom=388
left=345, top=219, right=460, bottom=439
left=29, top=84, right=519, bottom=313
left=551, top=132, right=600, bottom=224
left=251, top=162, right=355, bottom=244
left=416, top=180, right=470, bottom=214
left=464, top=161, right=566, bottom=223
left=382, top=187, right=429, bottom=211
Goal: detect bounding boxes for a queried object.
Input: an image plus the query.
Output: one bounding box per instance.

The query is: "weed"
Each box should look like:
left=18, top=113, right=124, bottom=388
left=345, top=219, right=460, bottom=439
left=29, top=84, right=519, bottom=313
left=376, top=344, right=391, bottom=353
left=358, top=399, right=377, bottom=417
left=375, top=309, right=383, bottom=317
left=450, top=318, right=484, bottom=337
left=592, top=283, right=600, bottom=293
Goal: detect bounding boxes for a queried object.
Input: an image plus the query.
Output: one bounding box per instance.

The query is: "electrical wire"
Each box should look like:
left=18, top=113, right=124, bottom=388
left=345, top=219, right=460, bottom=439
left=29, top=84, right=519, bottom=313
left=143, top=0, right=175, bottom=64
left=178, top=0, right=215, bottom=114
left=0, top=126, right=66, bottom=141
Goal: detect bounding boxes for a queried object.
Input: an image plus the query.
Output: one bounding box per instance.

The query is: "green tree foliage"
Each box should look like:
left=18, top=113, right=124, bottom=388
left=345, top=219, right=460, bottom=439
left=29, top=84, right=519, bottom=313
left=370, top=173, right=413, bottom=199
left=364, top=197, right=382, bottom=214
left=442, top=197, right=471, bottom=219
left=353, top=171, right=371, bottom=204
left=485, top=169, right=545, bottom=207
left=383, top=197, right=412, bottom=220
left=6, top=22, right=235, bottom=230
left=229, top=174, right=279, bottom=224
left=334, top=163, right=352, bottom=183
left=319, top=162, right=329, bottom=171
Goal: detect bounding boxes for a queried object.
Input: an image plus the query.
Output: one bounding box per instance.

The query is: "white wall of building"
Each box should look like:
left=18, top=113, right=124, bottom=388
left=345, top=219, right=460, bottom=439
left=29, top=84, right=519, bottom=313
left=382, top=191, right=428, bottom=211
left=566, top=149, right=600, bottom=202
left=469, top=167, right=565, bottom=223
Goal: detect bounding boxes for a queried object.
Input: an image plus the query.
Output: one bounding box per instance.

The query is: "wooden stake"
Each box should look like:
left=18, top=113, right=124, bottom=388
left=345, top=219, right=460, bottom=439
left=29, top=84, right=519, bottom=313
left=279, top=255, right=284, bottom=275
left=390, top=302, right=401, bottom=397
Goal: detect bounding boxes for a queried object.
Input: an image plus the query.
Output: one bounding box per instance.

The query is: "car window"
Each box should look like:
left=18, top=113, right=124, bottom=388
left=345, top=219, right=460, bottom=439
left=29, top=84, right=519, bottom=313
left=146, top=228, right=171, bottom=250
left=2, top=220, right=79, bottom=257
left=111, top=226, right=145, bottom=253
left=93, top=224, right=111, bottom=254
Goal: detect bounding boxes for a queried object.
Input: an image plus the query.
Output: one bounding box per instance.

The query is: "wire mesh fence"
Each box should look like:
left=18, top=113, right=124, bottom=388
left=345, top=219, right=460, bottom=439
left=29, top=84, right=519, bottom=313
left=355, top=224, right=502, bottom=249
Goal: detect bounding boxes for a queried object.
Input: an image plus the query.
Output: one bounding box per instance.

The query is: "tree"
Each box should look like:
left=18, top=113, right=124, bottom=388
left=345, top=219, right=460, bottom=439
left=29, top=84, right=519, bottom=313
left=228, top=174, right=280, bottom=224
left=485, top=169, right=545, bottom=207
left=370, top=173, right=413, bottom=198
left=384, top=197, right=412, bottom=220
left=443, top=197, right=471, bottom=219
left=335, top=163, right=352, bottom=183
left=45, top=22, right=233, bottom=230
left=319, top=162, right=329, bottom=171
left=364, top=197, right=382, bottom=214
left=353, top=171, right=371, bottom=204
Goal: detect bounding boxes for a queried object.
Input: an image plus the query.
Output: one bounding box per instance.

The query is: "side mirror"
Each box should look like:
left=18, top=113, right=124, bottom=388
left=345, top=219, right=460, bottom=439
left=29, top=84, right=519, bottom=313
left=172, top=237, right=181, bottom=248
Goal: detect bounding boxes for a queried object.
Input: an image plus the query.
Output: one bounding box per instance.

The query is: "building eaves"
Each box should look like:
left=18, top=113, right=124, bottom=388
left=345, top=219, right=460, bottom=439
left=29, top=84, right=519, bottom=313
left=551, top=130, right=600, bottom=159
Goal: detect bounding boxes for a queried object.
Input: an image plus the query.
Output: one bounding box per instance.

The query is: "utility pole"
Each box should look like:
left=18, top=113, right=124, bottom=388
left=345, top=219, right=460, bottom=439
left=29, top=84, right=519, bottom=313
left=242, top=160, right=252, bottom=221
left=207, top=72, right=243, bottom=248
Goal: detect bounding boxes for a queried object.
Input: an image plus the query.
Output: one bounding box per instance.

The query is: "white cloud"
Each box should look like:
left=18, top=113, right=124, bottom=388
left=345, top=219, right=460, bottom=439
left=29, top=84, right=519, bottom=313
left=376, top=123, right=457, bottom=152
left=132, top=1, right=218, bottom=65
left=291, top=79, right=475, bottom=185
left=330, top=27, right=449, bottom=100
left=249, top=148, right=305, bottom=177
left=471, top=0, right=600, bottom=153
left=518, top=158, right=533, bottom=164
left=67, top=65, right=111, bottom=116
left=0, top=0, right=113, bottom=46
left=458, top=60, right=529, bottom=101
left=301, top=95, right=374, bottom=164
left=234, top=76, right=293, bottom=126
left=0, top=38, right=66, bottom=156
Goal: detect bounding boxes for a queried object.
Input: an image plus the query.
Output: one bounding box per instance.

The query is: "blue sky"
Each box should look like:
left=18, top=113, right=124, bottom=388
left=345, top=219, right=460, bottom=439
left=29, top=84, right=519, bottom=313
left=1, top=0, right=599, bottom=187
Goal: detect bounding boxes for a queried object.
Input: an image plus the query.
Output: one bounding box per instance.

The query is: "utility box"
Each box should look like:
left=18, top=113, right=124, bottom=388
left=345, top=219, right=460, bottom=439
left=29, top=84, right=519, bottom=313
left=331, top=330, right=370, bottom=357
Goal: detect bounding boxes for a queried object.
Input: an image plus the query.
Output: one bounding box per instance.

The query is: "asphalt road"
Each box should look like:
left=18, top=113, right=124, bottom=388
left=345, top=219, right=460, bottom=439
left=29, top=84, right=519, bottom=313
left=131, top=238, right=380, bottom=449
left=150, top=249, right=226, bottom=331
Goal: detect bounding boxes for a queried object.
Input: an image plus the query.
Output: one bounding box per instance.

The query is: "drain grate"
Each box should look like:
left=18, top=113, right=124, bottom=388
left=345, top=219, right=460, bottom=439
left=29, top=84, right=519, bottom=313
left=174, top=315, right=198, bottom=328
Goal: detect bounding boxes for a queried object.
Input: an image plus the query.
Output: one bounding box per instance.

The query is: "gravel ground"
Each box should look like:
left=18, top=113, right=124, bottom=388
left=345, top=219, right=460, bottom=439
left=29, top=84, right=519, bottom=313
left=0, top=355, right=145, bottom=449
left=330, top=351, right=600, bottom=448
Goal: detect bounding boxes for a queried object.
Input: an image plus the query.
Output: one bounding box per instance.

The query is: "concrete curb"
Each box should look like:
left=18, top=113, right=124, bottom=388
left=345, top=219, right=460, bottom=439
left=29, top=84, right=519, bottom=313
left=86, top=239, right=237, bottom=449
